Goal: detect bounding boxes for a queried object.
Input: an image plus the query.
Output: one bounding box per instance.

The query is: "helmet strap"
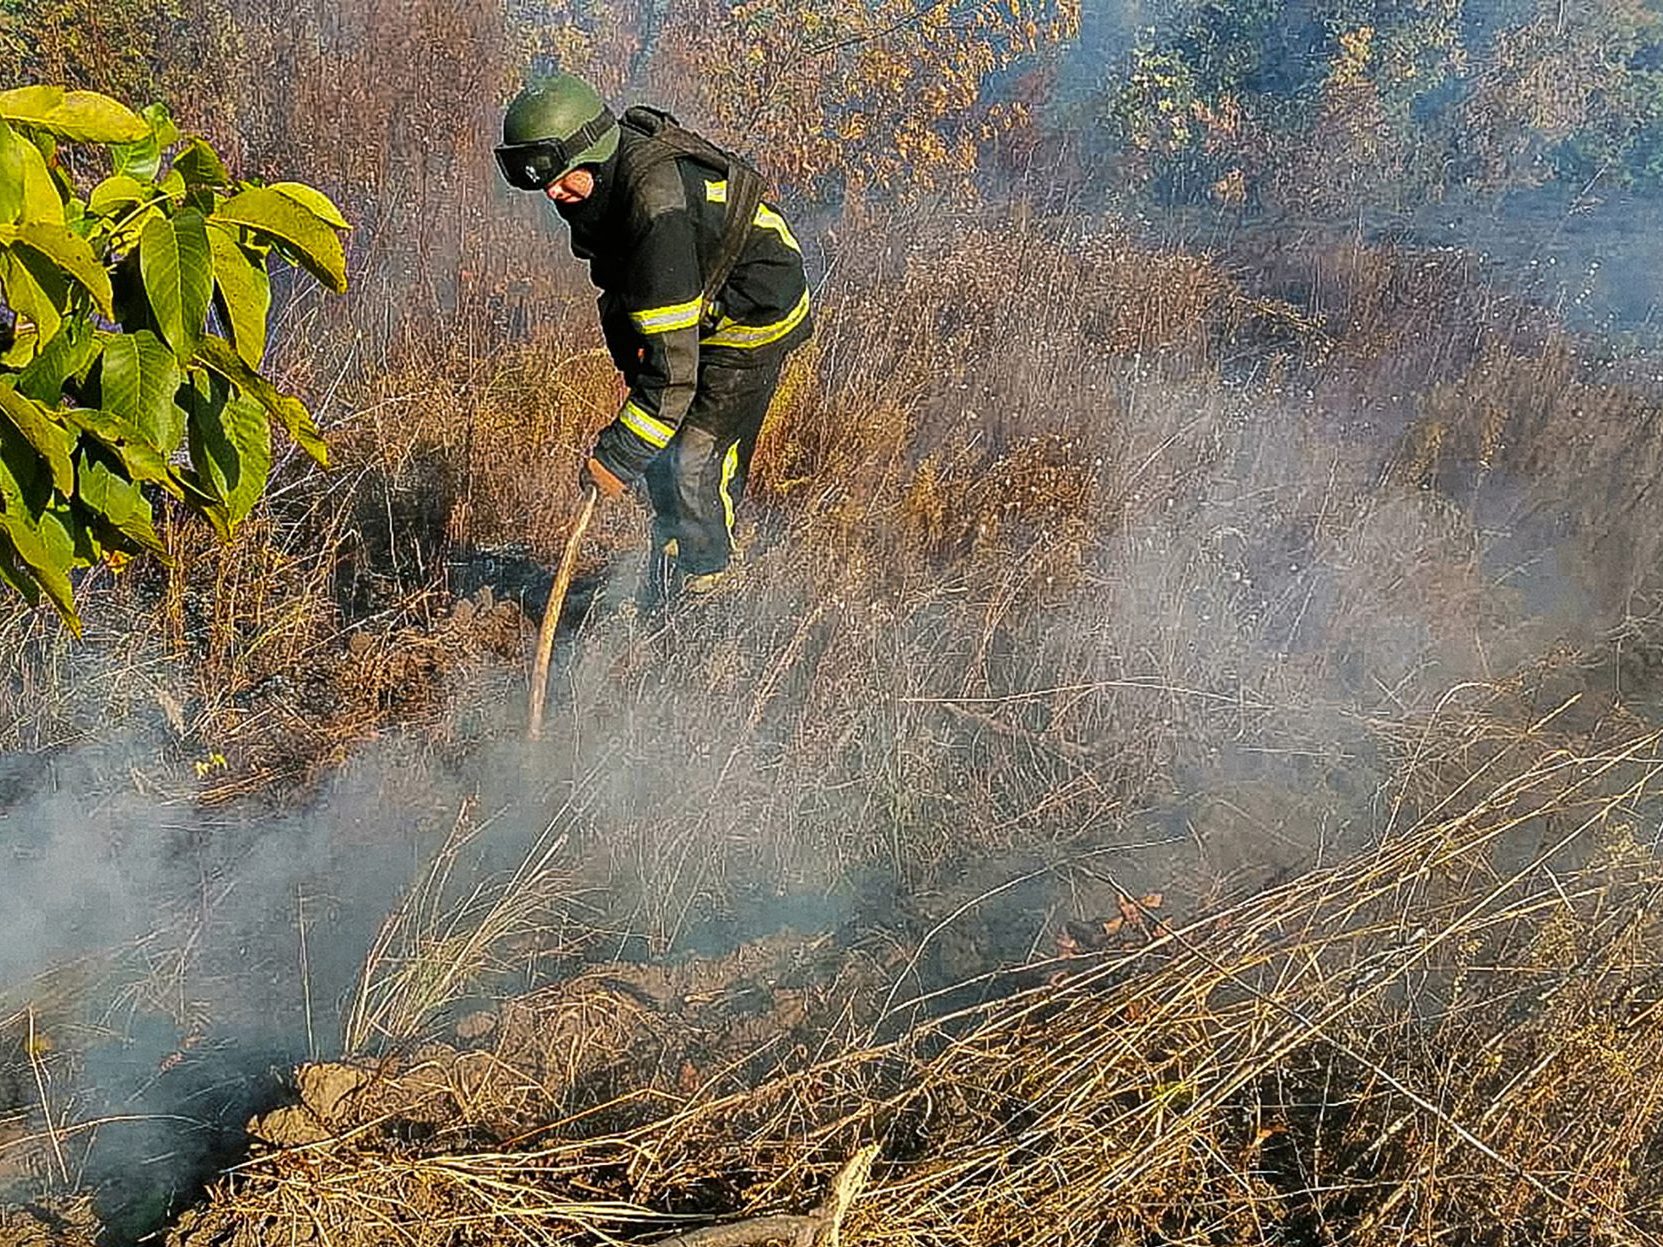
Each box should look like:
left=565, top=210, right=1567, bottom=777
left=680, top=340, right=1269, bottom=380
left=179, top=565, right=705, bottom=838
left=564, top=108, right=617, bottom=167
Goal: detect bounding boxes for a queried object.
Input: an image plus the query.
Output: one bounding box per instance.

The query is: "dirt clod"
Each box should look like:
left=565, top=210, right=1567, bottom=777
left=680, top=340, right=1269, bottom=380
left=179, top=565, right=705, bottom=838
left=246, top=1062, right=376, bottom=1148
left=297, top=1062, right=373, bottom=1122
left=0, top=1198, right=100, bottom=1247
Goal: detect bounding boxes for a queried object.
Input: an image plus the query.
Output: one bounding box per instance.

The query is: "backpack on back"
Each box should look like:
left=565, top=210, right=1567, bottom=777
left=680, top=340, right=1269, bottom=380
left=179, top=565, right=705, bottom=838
left=616, top=105, right=769, bottom=310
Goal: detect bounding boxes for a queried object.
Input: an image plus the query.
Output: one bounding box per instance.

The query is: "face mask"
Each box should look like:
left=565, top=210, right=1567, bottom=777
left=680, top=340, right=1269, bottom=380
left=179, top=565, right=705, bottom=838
left=552, top=196, right=594, bottom=224
left=553, top=196, right=604, bottom=262
left=552, top=164, right=612, bottom=231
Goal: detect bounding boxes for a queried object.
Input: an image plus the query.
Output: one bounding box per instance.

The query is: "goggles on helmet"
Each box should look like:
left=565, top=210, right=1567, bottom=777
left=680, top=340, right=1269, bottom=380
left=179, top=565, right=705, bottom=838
left=494, top=109, right=616, bottom=191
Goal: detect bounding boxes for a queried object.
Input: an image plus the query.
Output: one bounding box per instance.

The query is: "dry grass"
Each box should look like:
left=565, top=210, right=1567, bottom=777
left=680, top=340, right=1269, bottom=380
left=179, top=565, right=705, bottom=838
left=167, top=722, right=1663, bottom=1246
left=4, top=206, right=1651, bottom=911
left=344, top=799, right=597, bottom=1054
left=6, top=41, right=1663, bottom=1242
left=7, top=3, right=1663, bottom=1242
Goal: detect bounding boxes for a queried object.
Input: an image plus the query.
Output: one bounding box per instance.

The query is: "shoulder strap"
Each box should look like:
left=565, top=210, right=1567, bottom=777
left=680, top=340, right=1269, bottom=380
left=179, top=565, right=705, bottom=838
left=706, top=161, right=766, bottom=308
left=616, top=106, right=772, bottom=307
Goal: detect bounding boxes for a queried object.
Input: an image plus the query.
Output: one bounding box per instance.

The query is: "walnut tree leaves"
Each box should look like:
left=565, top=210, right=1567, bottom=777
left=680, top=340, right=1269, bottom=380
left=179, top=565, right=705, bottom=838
left=0, top=86, right=348, bottom=632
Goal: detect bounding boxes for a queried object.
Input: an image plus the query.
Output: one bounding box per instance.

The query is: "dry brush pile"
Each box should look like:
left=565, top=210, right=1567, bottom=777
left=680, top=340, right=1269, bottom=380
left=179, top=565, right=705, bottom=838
left=162, top=717, right=1663, bottom=1246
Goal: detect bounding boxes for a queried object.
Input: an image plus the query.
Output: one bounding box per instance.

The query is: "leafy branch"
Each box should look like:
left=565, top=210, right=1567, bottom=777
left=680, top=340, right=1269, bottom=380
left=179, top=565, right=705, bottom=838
left=0, top=84, right=349, bottom=632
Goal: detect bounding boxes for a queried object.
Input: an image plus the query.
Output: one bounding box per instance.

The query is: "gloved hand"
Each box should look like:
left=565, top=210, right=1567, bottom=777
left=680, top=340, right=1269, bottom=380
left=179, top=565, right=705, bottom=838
left=580, top=456, right=628, bottom=500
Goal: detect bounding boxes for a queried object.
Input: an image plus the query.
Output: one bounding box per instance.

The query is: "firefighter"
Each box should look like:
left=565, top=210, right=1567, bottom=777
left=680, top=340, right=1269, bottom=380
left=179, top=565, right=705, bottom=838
left=495, top=73, right=812, bottom=598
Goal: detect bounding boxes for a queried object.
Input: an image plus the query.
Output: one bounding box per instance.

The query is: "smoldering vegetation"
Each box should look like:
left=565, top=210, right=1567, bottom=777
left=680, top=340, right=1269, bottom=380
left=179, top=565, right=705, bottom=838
left=7, top=0, right=1663, bottom=1243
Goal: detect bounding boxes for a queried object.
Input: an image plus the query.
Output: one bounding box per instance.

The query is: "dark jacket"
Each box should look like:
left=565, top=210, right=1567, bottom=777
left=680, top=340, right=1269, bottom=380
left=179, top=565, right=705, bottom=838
left=559, top=125, right=811, bottom=482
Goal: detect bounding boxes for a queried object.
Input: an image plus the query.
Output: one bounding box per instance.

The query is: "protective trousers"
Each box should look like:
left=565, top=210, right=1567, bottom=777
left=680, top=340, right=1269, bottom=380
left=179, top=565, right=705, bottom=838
left=643, top=349, right=786, bottom=577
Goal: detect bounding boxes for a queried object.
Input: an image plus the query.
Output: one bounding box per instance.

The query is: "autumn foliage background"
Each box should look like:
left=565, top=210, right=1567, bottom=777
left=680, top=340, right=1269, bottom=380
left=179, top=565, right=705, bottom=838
left=7, top=0, right=1663, bottom=1243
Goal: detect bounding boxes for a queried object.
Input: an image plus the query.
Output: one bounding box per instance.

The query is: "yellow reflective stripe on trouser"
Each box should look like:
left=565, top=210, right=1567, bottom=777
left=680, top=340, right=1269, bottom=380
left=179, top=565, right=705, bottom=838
left=628, top=298, right=702, bottom=334
left=620, top=401, right=675, bottom=449
left=701, top=287, right=810, bottom=350
left=719, top=441, right=740, bottom=544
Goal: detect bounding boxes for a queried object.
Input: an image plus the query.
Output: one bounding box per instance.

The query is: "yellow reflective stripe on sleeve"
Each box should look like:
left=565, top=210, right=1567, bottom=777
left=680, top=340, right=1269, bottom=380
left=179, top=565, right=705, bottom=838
left=620, top=401, right=675, bottom=449
left=754, top=204, right=801, bottom=252
left=628, top=298, right=703, bottom=334
left=705, top=179, right=728, bottom=203
left=701, top=287, right=811, bottom=350
left=719, top=441, right=740, bottom=545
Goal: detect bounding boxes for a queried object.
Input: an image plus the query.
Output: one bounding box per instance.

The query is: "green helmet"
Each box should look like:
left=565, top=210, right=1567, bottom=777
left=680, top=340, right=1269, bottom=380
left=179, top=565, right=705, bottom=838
left=496, top=73, right=620, bottom=190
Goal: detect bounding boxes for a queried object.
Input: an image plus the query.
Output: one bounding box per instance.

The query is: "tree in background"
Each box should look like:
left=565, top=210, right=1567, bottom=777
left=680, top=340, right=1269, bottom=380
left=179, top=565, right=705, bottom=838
left=159, top=0, right=1082, bottom=357
left=0, top=86, right=347, bottom=630
left=1458, top=0, right=1663, bottom=191
left=515, top=0, right=1080, bottom=203
left=0, top=0, right=240, bottom=135
left=1100, top=0, right=1663, bottom=214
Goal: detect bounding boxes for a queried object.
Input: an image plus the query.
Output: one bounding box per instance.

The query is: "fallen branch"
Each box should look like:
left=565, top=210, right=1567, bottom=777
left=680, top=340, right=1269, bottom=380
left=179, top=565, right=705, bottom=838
left=648, top=1214, right=819, bottom=1247
left=647, top=1145, right=879, bottom=1247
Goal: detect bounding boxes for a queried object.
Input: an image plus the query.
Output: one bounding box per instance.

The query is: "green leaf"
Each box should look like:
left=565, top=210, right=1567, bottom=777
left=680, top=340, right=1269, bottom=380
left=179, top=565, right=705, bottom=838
left=88, top=174, right=150, bottom=215
left=0, top=398, right=51, bottom=512
left=0, top=246, right=67, bottom=340
left=176, top=369, right=232, bottom=536
left=169, top=459, right=223, bottom=503
left=207, top=222, right=270, bottom=367
left=188, top=394, right=270, bottom=528
left=269, top=182, right=350, bottom=230
left=191, top=336, right=328, bottom=467
left=62, top=407, right=173, bottom=488
left=16, top=319, right=99, bottom=404
left=0, top=88, right=62, bottom=121
left=76, top=444, right=164, bottom=553
left=140, top=102, right=179, bottom=149
left=173, top=139, right=230, bottom=188
left=138, top=209, right=212, bottom=360
left=0, top=502, right=77, bottom=628
left=0, top=534, right=43, bottom=605
left=0, top=378, right=74, bottom=495
left=212, top=187, right=348, bottom=294
left=1, top=220, right=113, bottom=316
left=62, top=502, right=103, bottom=564
left=173, top=208, right=213, bottom=347
left=109, top=102, right=176, bottom=185
left=113, top=134, right=162, bottom=183
left=1, top=324, right=39, bottom=367
left=60, top=93, right=147, bottom=141
left=16, top=134, right=66, bottom=226
left=178, top=362, right=226, bottom=420
left=137, top=214, right=181, bottom=350
left=0, top=124, right=64, bottom=235
left=0, top=87, right=148, bottom=144
left=99, top=330, right=183, bottom=451
left=0, top=122, right=23, bottom=224
left=194, top=335, right=328, bottom=467
left=38, top=505, right=81, bottom=570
